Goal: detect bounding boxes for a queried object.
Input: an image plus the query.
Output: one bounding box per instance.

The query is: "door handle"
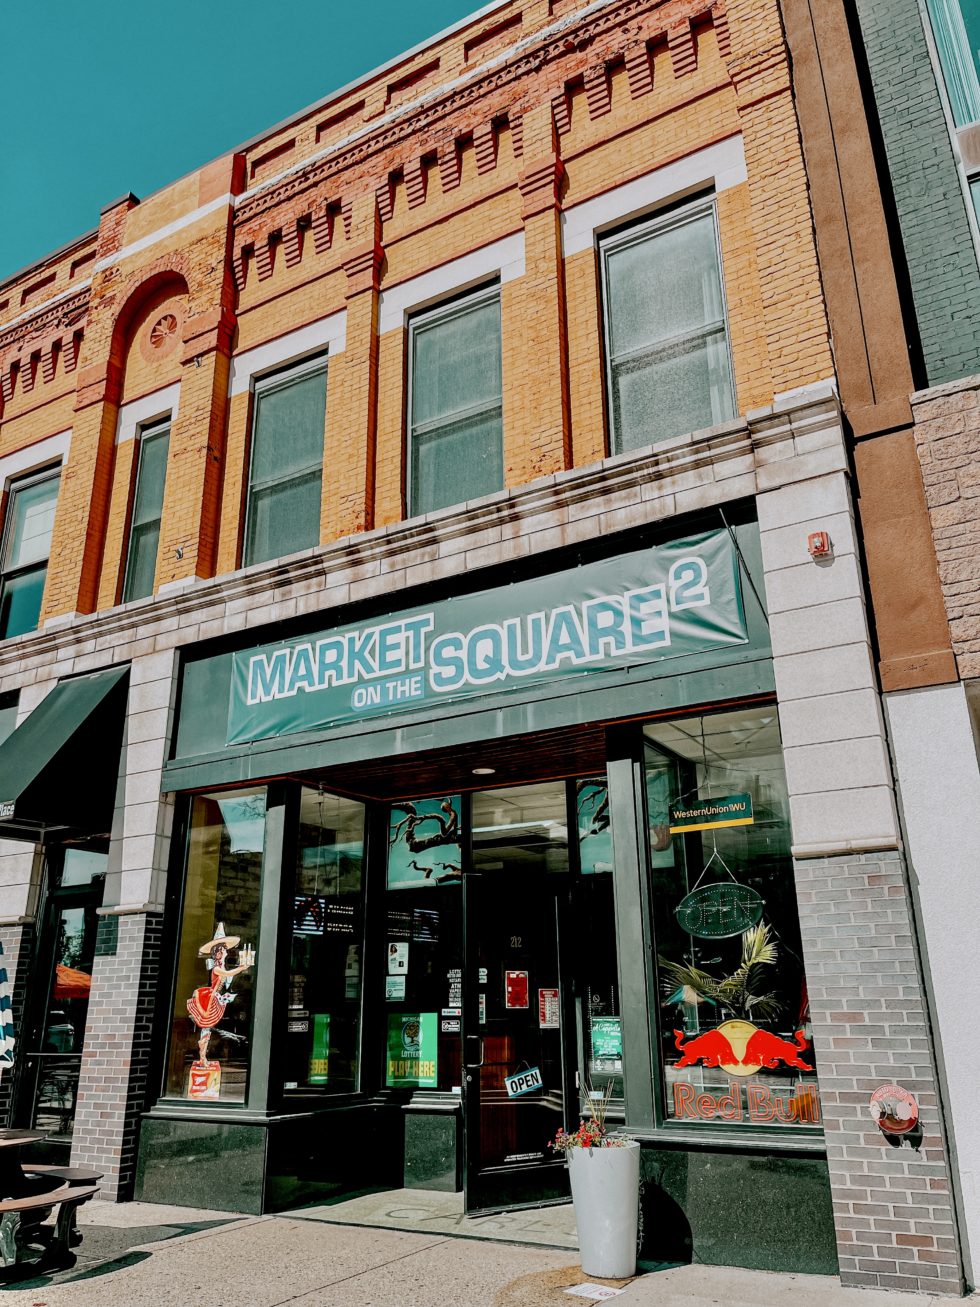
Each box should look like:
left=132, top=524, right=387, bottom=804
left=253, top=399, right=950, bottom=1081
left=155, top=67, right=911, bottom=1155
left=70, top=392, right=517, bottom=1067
left=464, top=1035, right=484, bottom=1068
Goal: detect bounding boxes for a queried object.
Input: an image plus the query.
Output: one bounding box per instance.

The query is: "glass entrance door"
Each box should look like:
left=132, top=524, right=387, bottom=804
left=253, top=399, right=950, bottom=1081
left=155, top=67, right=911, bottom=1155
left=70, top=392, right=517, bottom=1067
left=16, top=848, right=105, bottom=1162
left=463, top=783, right=573, bottom=1214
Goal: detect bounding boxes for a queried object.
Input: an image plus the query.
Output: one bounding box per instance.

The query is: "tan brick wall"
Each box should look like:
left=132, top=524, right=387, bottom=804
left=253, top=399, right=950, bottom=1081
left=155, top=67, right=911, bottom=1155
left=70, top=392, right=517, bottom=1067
left=0, top=0, right=833, bottom=625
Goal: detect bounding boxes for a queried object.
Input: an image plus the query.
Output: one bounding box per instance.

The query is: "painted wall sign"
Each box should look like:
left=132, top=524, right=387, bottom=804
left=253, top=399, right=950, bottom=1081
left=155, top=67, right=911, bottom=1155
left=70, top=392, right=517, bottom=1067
left=674, top=882, right=764, bottom=938
left=505, top=1065, right=543, bottom=1097
left=505, top=970, right=529, bottom=1009
left=226, top=530, right=747, bottom=745
left=668, top=792, right=753, bottom=834
left=385, top=1013, right=438, bottom=1087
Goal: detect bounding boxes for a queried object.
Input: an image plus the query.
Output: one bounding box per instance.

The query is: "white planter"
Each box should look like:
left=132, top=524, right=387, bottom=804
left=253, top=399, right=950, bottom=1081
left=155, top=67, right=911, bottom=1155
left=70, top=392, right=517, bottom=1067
left=567, top=1139, right=641, bottom=1279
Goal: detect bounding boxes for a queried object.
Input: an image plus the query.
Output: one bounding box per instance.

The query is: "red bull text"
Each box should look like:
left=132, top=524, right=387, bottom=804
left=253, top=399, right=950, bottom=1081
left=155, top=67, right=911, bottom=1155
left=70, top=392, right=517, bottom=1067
left=673, top=1079, right=821, bottom=1124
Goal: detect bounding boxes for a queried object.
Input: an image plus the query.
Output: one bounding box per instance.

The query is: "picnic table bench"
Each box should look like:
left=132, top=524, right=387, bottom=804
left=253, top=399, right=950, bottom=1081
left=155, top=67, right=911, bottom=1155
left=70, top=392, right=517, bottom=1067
left=0, top=1131, right=102, bottom=1270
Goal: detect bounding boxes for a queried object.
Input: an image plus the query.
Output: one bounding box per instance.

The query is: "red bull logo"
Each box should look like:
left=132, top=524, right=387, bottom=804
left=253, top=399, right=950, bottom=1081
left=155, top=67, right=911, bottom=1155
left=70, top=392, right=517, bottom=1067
left=673, top=1019, right=813, bottom=1077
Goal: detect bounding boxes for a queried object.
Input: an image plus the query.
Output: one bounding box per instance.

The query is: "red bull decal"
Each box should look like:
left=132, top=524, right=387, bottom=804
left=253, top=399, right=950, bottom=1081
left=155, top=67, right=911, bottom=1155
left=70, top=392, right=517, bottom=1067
left=673, top=1079, right=821, bottom=1125
left=673, top=1019, right=813, bottom=1077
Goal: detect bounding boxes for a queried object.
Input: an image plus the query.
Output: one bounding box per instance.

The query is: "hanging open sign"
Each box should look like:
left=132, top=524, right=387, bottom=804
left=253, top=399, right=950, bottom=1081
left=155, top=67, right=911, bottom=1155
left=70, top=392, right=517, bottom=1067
left=505, top=1065, right=543, bottom=1098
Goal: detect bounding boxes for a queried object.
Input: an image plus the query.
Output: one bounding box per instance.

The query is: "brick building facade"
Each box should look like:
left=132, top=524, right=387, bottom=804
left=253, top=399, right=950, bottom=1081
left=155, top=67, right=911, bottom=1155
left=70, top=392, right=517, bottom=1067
left=0, top=0, right=968, bottom=1292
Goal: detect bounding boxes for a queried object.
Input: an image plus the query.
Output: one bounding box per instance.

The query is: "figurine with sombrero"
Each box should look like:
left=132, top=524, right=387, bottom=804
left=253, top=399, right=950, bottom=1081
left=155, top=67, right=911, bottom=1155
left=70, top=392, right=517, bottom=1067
left=186, top=923, right=255, bottom=1086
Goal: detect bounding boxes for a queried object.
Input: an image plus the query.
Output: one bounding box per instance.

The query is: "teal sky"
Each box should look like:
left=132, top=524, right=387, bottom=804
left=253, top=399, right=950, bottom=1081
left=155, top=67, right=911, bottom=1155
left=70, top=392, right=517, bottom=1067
left=0, top=0, right=482, bottom=285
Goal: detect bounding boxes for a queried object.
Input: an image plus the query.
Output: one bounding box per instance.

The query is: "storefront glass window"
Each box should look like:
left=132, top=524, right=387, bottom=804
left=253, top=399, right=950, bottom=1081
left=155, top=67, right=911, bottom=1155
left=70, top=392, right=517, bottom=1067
left=644, top=707, right=821, bottom=1131
left=384, top=795, right=463, bottom=1093
left=575, top=778, right=624, bottom=1104
left=284, top=788, right=365, bottom=1095
left=166, top=789, right=266, bottom=1103
left=601, top=202, right=734, bottom=452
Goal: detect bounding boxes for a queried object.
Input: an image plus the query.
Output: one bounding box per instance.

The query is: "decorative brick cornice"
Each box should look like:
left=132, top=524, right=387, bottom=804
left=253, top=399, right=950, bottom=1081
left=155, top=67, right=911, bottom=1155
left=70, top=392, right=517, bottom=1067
left=233, top=0, right=722, bottom=234
left=0, top=287, right=89, bottom=356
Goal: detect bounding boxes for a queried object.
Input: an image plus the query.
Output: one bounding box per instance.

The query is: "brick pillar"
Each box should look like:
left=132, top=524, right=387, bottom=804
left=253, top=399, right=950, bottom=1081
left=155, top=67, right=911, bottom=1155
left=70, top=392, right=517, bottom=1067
left=41, top=359, right=122, bottom=622
left=40, top=194, right=139, bottom=624
left=504, top=101, right=571, bottom=486
left=155, top=306, right=236, bottom=586
left=724, top=0, right=835, bottom=395
left=796, top=852, right=963, bottom=1295
left=322, top=193, right=382, bottom=542
left=70, top=910, right=163, bottom=1199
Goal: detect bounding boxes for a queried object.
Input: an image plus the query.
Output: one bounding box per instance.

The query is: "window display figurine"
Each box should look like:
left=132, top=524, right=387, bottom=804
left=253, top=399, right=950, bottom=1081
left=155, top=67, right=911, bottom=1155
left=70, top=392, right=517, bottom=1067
left=186, top=923, right=255, bottom=1067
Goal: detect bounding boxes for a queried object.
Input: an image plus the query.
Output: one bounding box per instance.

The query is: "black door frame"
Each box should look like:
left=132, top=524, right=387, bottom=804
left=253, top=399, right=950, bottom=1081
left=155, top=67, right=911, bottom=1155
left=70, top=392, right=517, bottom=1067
left=13, top=844, right=106, bottom=1151
left=461, top=787, right=578, bottom=1215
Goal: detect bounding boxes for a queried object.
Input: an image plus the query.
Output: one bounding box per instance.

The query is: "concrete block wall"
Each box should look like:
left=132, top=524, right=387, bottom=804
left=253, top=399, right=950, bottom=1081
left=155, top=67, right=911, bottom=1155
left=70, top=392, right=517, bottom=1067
left=853, top=0, right=980, bottom=386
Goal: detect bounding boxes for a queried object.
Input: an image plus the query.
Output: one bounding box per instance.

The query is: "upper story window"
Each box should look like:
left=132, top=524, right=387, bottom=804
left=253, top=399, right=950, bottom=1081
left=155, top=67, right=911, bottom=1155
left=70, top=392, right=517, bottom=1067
left=925, top=0, right=980, bottom=127
left=600, top=199, right=734, bottom=454
left=408, top=285, right=503, bottom=517
left=0, top=469, right=59, bottom=640
left=244, top=356, right=327, bottom=569
left=123, top=419, right=170, bottom=603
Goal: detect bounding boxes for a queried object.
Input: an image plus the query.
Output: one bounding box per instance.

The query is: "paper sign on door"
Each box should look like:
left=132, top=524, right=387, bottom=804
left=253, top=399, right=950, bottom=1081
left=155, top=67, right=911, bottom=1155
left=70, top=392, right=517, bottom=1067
left=538, top=987, right=560, bottom=1028
left=505, top=970, right=529, bottom=1009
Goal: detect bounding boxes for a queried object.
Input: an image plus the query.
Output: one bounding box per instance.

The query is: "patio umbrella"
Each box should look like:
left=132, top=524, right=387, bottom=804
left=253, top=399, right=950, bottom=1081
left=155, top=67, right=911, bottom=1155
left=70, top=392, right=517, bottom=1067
left=54, top=964, right=92, bottom=1001
left=0, top=941, right=15, bottom=1074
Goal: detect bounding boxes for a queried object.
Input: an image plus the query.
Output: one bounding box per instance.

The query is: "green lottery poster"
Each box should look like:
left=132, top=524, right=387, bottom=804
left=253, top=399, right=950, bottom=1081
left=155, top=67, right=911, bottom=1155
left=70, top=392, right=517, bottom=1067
left=309, top=1014, right=330, bottom=1085
left=386, top=1013, right=438, bottom=1087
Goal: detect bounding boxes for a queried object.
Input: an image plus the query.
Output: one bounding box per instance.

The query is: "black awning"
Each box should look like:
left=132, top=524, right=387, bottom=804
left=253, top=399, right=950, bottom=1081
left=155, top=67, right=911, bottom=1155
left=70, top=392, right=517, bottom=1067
left=0, top=666, right=129, bottom=841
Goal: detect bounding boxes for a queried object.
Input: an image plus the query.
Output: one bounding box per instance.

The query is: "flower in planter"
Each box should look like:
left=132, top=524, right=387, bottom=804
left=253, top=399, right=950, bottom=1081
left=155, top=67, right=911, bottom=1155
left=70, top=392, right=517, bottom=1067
left=550, top=1082, right=628, bottom=1152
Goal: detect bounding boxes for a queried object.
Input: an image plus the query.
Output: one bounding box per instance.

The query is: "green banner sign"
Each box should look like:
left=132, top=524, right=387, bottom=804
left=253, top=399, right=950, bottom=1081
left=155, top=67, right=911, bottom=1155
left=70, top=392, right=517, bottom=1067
left=226, top=530, right=747, bottom=746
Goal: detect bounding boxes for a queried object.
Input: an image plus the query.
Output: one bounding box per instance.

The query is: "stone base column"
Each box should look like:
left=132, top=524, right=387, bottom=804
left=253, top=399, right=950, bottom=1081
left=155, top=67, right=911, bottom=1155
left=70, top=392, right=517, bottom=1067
left=796, top=850, right=963, bottom=1294
left=70, top=910, right=163, bottom=1200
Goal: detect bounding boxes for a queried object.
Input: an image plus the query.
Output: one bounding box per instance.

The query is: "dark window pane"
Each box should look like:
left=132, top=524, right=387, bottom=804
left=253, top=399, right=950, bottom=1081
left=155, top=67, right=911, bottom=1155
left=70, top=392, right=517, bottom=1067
left=411, top=408, right=503, bottom=516
left=124, top=520, right=162, bottom=603
left=245, top=469, right=322, bottom=567
left=0, top=692, right=17, bottom=747
left=0, top=565, right=46, bottom=639
left=250, top=366, right=327, bottom=487
left=4, top=476, right=59, bottom=571
left=412, top=297, right=502, bottom=428
left=604, top=209, right=734, bottom=452
left=131, top=428, right=170, bottom=528
left=285, top=790, right=365, bottom=1096
left=612, top=328, right=732, bottom=450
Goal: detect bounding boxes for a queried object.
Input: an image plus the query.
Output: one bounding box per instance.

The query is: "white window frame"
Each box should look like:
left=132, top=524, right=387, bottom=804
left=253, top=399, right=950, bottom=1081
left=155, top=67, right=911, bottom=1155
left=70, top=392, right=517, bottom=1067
left=406, top=282, right=503, bottom=519
left=598, top=194, right=735, bottom=456
left=242, top=352, right=329, bottom=568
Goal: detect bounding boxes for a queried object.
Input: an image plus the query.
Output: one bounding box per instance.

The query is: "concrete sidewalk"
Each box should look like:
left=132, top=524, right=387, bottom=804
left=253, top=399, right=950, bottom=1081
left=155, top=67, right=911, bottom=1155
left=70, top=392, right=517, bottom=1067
left=2, top=1201, right=970, bottom=1306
